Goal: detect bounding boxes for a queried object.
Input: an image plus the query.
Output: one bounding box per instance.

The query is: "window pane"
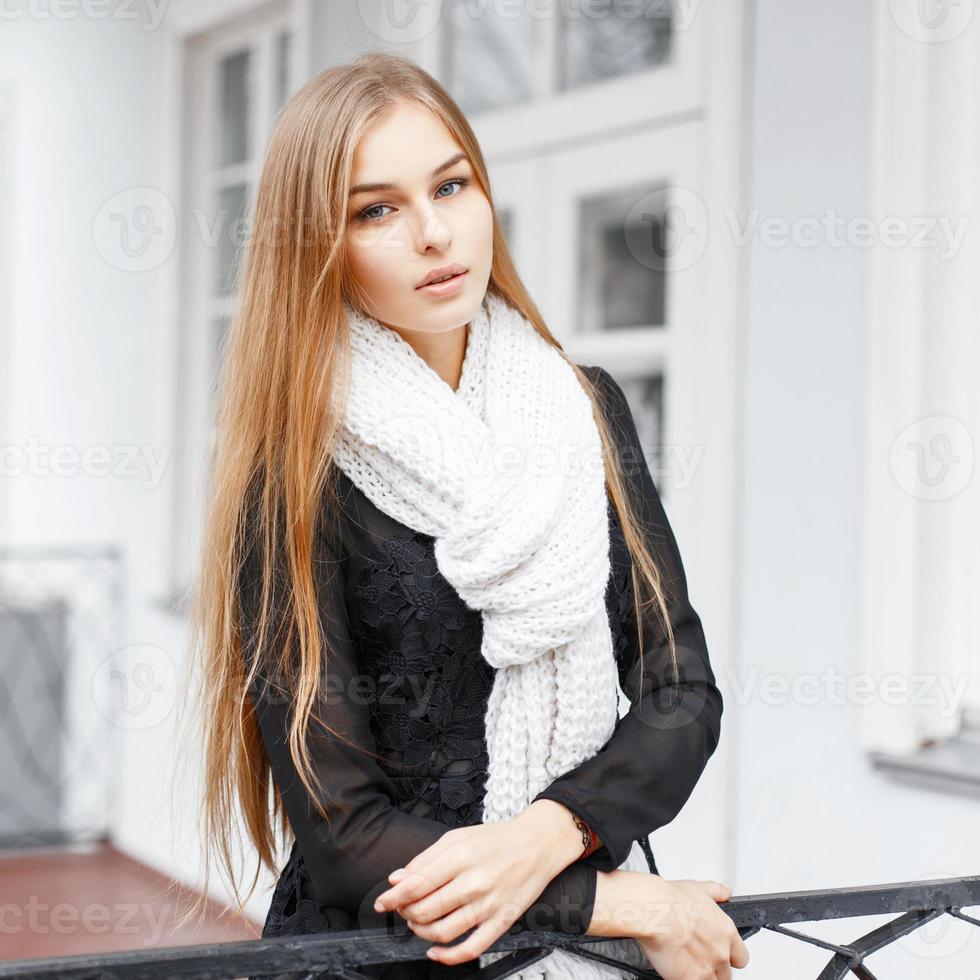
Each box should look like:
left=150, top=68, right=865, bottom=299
left=213, top=314, right=232, bottom=367
left=616, top=372, right=665, bottom=481
left=558, top=0, right=672, bottom=90
left=577, top=183, right=668, bottom=332
left=444, top=2, right=537, bottom=114
left=219, top=49, right=251, bottom=166
left=208, top=314, right=232, bottom=413
left=214, top=183, right=250, bottom=296
left=497, top=206, right=515, bottom=249
left=275, top=31, right=291, bottom=111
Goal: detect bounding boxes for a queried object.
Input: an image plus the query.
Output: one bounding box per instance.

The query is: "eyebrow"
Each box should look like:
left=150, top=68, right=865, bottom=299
left=349, top=152, right=470, bottom=197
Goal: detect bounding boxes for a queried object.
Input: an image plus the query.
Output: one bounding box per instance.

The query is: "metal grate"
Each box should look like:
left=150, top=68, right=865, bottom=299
left=0, top=545, right=123, bottom=848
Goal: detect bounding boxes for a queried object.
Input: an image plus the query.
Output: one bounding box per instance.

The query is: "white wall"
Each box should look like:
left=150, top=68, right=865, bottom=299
left=732, top=2, right=980, bottom=976
left=0, top=12, right=167, bottom=558
left=0, top=5, right=272, bottom=929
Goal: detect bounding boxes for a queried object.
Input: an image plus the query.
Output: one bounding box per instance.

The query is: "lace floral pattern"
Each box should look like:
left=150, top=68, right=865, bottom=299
left=605, top=497, right=635, bottom=707
left=259, top=496, right=639, bottom=949
left=353, top=528, right=493, bottom=828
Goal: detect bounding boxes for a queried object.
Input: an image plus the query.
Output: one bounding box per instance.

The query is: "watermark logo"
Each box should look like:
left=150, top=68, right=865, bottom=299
left=889, top=415, right=974, bottom=501
left=726, top=208, right=968, bottom=260
left=892, top=871, right=980, bottom=960
left=357, top=0, right=444, bottom=43
left=92, top=187, right=176, bottom=273
left=0, top=0, right=168, bottom=31
left=92, top=644, right=176, bottom=730
left=626, top=186, right=709, bottom=273
left=890, top=0, right=975, bottom=42
left=355, top=0, right=703, bottom=46
left=0, top=438, right=172, bottom=490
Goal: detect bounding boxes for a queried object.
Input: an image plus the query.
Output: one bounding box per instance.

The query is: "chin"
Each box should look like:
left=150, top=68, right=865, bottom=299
left=409, top=294, right=480, bottom=331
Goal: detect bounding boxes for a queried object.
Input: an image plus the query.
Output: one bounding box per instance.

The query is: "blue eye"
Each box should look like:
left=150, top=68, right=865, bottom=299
left=356, top=177, right=470, bottom=222
left=436, top=177, right=469, bottom=199
left=359, top=203, right=392, bottom=222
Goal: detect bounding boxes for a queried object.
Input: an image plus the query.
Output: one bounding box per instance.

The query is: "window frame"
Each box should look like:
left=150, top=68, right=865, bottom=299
left=165, top=0, right=297, bottom=605
left=440, top=0, right=706, bottom=151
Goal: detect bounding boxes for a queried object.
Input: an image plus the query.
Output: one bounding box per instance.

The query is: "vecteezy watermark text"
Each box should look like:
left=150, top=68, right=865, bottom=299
left=0, top=438, right=171, bottom=490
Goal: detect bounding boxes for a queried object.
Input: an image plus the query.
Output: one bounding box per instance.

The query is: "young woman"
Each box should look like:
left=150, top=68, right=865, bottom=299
left=188, top=51, right=748, bottom=980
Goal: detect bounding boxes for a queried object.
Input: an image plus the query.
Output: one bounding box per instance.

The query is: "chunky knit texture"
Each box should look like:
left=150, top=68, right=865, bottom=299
left=334, top=292, right=650, bottom=980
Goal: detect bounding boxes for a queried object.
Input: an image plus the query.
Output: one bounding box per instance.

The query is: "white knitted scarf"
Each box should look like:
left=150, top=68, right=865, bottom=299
left=334, top=292, right=650, bottom=980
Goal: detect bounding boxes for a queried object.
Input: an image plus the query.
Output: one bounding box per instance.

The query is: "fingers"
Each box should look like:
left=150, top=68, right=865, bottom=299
left=695, top=879, right=732, bottom=903
left=730, top=933, right=751, bottom=969
left=400, top=879, right=468, bottom=924
left=406, top=901, right=481, bottom=945
left=375, top=833, right=464, bottom=911
left=718, top=909, right=750, bottom=975
left=427, top=916, right=511, bottom=966
left=375, top=865, right=446, bottom=913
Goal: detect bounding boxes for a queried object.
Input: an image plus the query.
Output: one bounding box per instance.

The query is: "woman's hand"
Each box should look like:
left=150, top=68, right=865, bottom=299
left=591, top=869, right=750, bottom=980
left=372, top=802, right=583, bottom=965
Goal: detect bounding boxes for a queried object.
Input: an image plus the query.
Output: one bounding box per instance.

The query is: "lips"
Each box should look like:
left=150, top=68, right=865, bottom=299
left=416, top=262, right=467, bottom=288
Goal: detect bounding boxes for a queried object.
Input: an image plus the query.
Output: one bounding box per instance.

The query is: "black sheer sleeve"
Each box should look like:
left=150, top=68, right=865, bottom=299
left=238, top=506, right=598, bottom=934
left=531, top=365, right=725, bottom=873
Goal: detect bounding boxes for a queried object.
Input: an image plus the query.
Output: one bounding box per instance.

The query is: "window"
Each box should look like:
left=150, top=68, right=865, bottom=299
left=169, top=10, right=294, bottom=600
left=577, top=182, right=670, bottom=333
left=557, top=0, right=672, bottom=89
left=496, top=206, right=515, bottom=248
left=451, top=0, right=710, bottom=511
left=204, top=25, right=294, bottom=418
left=441, top=0, right=699, bottom=144
left=218, top=48, right=251, bottom=166
left=617, top=373, right=666, bottom=479
left=443, top=1, right=539, bottom=114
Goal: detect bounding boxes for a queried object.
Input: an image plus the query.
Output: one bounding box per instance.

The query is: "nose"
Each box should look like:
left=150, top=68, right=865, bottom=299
left=410, top=206, right=452, bottom=254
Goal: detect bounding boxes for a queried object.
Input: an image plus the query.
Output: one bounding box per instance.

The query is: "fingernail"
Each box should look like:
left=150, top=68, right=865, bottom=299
left=426, top=949, right=438, bottom=960
left=390, top=868, right=406, bottom=880
left=374, top=899, right=384, bottom=911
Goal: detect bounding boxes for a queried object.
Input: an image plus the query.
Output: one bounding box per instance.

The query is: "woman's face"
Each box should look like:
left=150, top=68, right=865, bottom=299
left=344, top=100, right=494, bottom=335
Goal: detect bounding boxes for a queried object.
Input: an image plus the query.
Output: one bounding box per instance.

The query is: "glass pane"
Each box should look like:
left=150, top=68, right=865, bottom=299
left=577, top=183, right=668, bottom=332
left=275, top=31, right=291, bottom=111
left=497, top=206, right=515, bottom=249
left=213, top=314, right=232, bottom=368
left=219, top=49, right=251, bottom=166
left=209, top=314, right=233, bottom=414
left=214, top=183, right=250, bottom=296
left=616, top=372, right=665, bottom=482
left=558, top=0, right=672, bottom=90
left=444, top=2, right=537, bottom=114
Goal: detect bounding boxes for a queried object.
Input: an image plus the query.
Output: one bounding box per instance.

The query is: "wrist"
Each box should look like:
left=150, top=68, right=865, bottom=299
left=516, top=799, right=589, bottom=874
left=589, top=868, right=660, bottom=939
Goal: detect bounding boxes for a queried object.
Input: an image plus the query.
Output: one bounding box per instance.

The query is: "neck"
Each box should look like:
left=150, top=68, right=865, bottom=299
left=389, top=320, right=469, bottom=392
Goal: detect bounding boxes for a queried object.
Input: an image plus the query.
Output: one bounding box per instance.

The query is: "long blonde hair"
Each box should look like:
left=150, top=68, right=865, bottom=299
left=176, top=50, right=678, bottom=925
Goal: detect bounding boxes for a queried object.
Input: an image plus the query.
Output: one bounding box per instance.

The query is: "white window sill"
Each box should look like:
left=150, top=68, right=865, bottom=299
left=869, top=713, right=980, bottom=799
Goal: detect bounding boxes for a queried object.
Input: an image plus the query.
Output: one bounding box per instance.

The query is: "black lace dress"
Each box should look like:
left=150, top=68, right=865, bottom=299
left=239, top=365, right=724, bottom=980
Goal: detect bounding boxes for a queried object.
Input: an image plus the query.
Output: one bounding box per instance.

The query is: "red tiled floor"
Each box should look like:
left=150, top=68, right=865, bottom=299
left=0, top=840, right=263, bottom=961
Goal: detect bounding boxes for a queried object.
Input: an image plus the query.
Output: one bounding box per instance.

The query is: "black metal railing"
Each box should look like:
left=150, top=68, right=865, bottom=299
left=0, top=874, right=977, bottom=980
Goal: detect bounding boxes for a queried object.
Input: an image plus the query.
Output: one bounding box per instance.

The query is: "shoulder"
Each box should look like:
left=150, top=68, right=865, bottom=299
left=575, top=362, right=632, bottom=431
